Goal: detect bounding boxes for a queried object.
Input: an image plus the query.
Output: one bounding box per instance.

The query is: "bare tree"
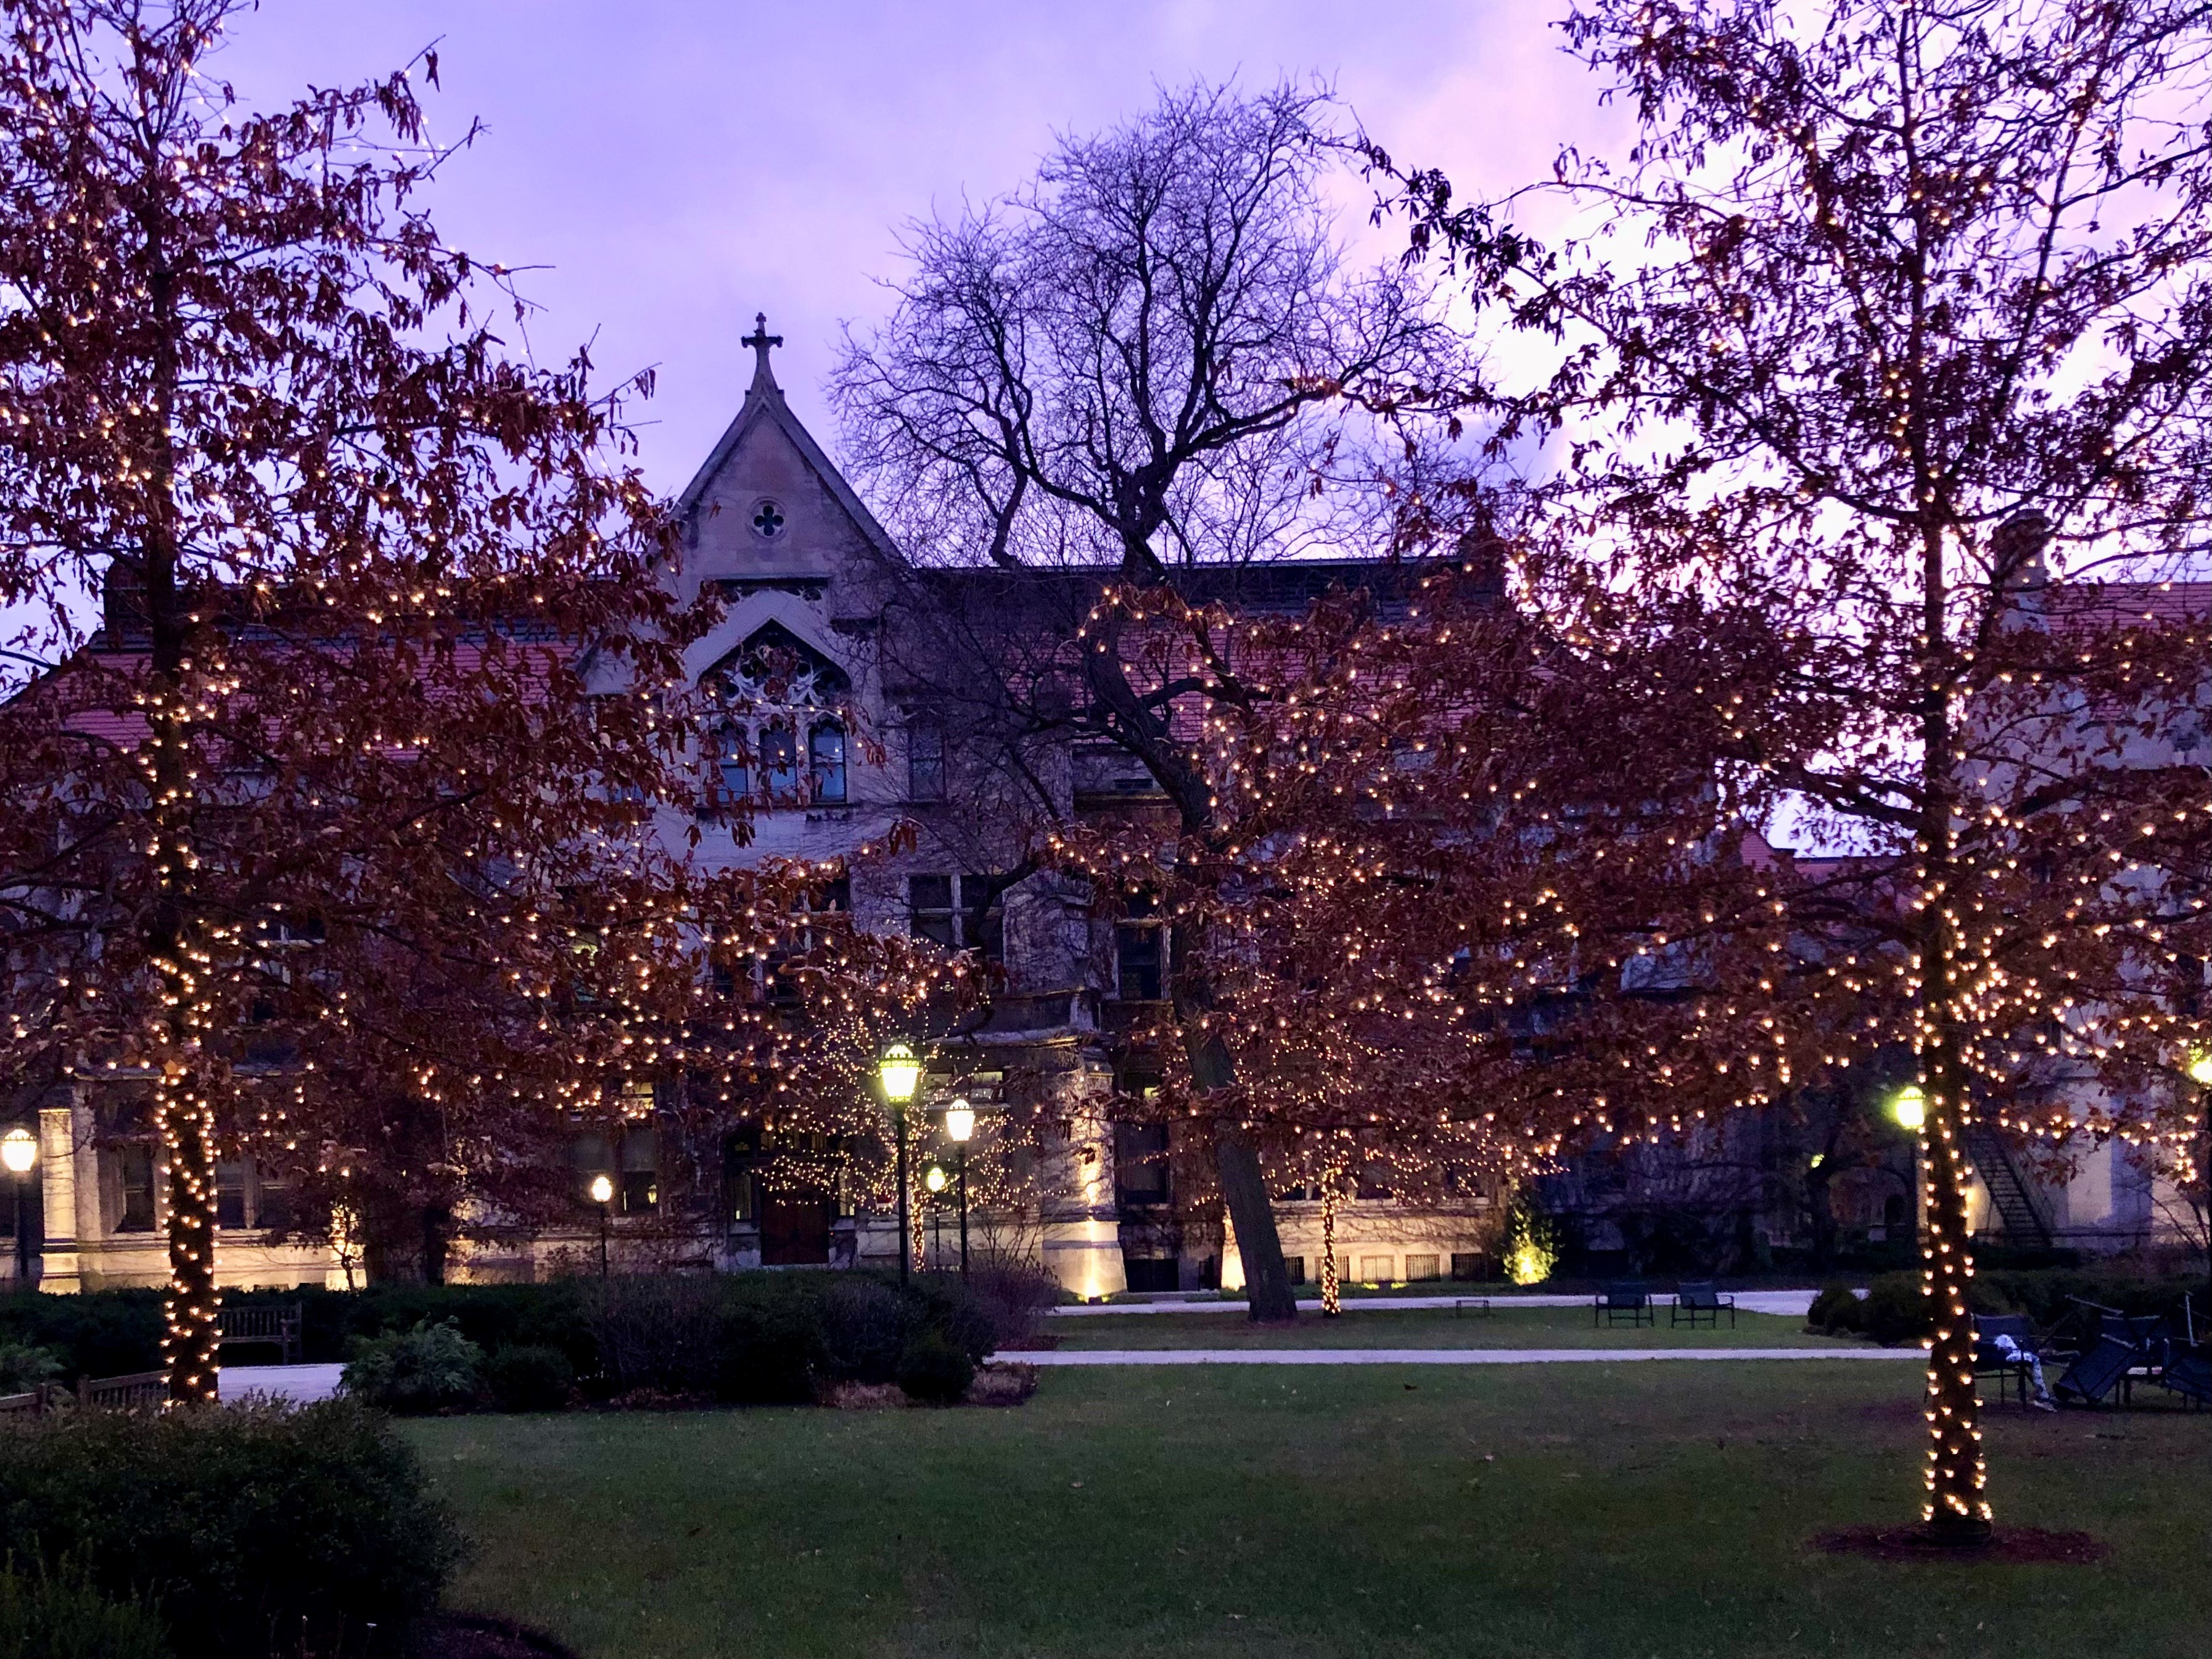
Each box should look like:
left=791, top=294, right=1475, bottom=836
left=834, top=81, right=1463, bottom=1319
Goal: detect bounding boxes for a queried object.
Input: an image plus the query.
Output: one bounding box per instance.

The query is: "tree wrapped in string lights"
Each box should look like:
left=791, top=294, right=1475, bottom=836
left=1371, top=0, right=2212, bottom=1542
left=0, top=0, right=841, bottom=1398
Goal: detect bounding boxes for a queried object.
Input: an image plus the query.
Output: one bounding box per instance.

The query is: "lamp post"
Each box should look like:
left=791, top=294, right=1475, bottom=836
left=944, top=1100, right=974, bottom=1280
left=925, top=1163, right=948, bottom=1270
left=2, top=1126, right=35, bottom=1288
left=2189, top=1053, right=2212, bottom=1307
left=1891, top=1084, right=1928, bottom=1244
left=588, top=1172, right=614, bottom=1278
left=876, top=1041, right=923, bottom=1286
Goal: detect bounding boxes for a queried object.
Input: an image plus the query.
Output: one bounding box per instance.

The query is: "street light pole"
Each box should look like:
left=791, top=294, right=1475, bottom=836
left=945, top=1101, right=975, bottom=1281
left=1, top=1127, right=36, bottom=1288
left=876, top=1042, right=923, bottom=1288
left=588, top=1173, right=614, bottom=1278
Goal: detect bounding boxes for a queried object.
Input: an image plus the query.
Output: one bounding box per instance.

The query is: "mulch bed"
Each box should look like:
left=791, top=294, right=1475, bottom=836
left=409, top=1614, right=581, bottom=1659
left=1813, top=1525, right=2108, bottom=1565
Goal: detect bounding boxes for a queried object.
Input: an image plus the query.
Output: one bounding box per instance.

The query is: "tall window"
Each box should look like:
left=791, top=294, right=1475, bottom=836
left=910, top=875, right=957, bottom=948
left=908, top=719, right=945, bottom=801
left=116, top=1145, right=155, bottom=1232
left=1114, top=1122, right=1170, bottom=1205
left=715, top=724, right=749, bottom=802
left=809, top=722, right=847, bottom=804
left=1116, top=894, right=1166, bottom=1000
left=760, top=723, right=798, bottom=797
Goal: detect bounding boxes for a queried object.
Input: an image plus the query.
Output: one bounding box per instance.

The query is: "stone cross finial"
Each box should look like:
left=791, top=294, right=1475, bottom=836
left=742, top=311, right=783, bottom=393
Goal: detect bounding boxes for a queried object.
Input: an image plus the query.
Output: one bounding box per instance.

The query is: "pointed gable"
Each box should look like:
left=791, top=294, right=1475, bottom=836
left=675, top=314, right=899, bottom=585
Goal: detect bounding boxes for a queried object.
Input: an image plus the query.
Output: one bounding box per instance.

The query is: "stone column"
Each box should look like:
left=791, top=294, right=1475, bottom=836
left=35, top=1094, right=85, bottom=1293
left=1038, top=1060, right=1127, bottom=1300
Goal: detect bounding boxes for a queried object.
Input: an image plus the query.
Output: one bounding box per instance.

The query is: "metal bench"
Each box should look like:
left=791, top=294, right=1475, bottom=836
left=1594, top=1281, right=1654, bottom=1328
left=216, top=1301, right=303, bottom=1365
left=1971, top=1313, right=2047, bottom=1405
left=1671, top=1282, right=1737, bottom=1329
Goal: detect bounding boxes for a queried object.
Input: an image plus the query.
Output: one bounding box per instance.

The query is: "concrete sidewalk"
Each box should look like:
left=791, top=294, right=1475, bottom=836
left=221, top=1362, right=345, bottom=1404
left=1000, top=1347, right=1915, bottom=1365
left=1051, top=1290, right=1827, bottom=1318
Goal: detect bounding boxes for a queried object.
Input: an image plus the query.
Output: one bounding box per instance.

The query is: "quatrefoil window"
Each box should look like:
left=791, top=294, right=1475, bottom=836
left=750, top=498, right=787, bottom=540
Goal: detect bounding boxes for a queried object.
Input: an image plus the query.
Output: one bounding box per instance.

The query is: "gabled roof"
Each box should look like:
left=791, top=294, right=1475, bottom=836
left=673, top=324, right=902, bottom=565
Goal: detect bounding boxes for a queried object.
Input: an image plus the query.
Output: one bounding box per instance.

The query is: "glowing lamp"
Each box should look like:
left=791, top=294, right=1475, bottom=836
left=944, top=1101, right=976, bottom=1142
left=588, top=1174, right=615, bottom=1205
left=0, top=1127, right=34, bottom=1175
left=2188, top=1051, right=2212, bottom=1087
left=1890, top=1085, right=1926, bottom=1132
left=924, top=1163, right=949, bottom=1194
left=876, top=1041, right=923, bottom=1105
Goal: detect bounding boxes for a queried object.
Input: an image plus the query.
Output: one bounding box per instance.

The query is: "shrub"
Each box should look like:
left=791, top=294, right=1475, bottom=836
left=1858, top=1272, right=1928, bottom=1346
left=0, top=1399, right=464, bottom=1659
left=711, top=1293, right=828, bottom=1404
left=582, top=1274, right=728, bottom=1396
left=0, top=1343, right=64, bottom=1396
left=483, top=1345, right=575, bottom=1413
left=0, top=1558, right=171, bottom=1659
left=1805, top=1282, right=1864, bottom=1336
left=961, top=1266, right=1061, bottom=1352
left=896, top=1331, right=976, bottom=1404
left=0, top=1292, right=162, bottom=1380
left=815, top=1275, right=921, bottom=1383
left=340, top=1320, right=483, bottom=1414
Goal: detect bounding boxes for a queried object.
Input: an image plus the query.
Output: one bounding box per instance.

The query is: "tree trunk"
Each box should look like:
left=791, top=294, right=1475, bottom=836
left=1319, top=1178, right=1341, bottom=1316
left=1215, top=1122, right=1296, bottom=1322
left=1916, top=516, right=1989, bottom=1544
left=140, top=199, right=221, bottom=1406
left=421, top=1203, right=453, bottom=1286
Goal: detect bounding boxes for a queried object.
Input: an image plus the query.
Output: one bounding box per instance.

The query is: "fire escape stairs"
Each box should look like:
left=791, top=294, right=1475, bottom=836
left=1962, top=1122, right=2054, bottom=1248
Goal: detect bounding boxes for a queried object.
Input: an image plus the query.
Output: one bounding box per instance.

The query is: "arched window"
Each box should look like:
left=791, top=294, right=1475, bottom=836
left=716, top=725, right=749, bottom=803
left=809, top=722, right=847, bottom=804
left=759, top=723, right=799, bottom=798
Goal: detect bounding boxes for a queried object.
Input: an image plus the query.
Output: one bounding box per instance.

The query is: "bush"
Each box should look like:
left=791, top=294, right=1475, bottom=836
left=711, top=1292, right=828, bottom=1404
left=1858, top=1272, right=1929, bottom=1346
left=815, top=1275, right=921, bottom=1383
left=0, top=1399, right=464, bottom=1659
left=0, top=1343, right=64, bottom=1396
left=483, top=1345, right=575, bottom=1413
left=0, top=1558, right=170, bottom=1659
left=1805, top=1281, right=1864, bottom=1336
left=0, top=1292, right=162, bottom=1380
left=340, top=1320, right=483, bottom=1414
left=896, top=1331, right=976, bottom=1404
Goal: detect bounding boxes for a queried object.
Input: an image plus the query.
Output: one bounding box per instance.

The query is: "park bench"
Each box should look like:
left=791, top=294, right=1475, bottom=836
left=216, top=1301, right=302, bottom=1365
left=1594, top=1282, right=1654, bottom=1328
left=77, top=1369, right=167, bottom=1412
left=1670, top=1282, right=1737, bottom=1329
left=1971, top=1313, right=2049, bottom=1406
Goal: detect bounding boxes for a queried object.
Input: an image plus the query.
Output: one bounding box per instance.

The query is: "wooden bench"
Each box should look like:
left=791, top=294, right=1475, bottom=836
left=78, top=1369, right=167, bottom=1411
left=217, top=1301, right=303, bottom=1365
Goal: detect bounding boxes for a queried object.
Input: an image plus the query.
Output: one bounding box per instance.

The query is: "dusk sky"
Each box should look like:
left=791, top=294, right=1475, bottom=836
left=212, top=1, right=1626, bottom=496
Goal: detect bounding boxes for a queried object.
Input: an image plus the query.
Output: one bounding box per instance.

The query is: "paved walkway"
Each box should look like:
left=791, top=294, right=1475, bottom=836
left=1051, top=1289, right=1827, bottom=1318
left=1001, top=1347, right=1915, bottom=1366
left=221, top=1362, right=345, bottom=1404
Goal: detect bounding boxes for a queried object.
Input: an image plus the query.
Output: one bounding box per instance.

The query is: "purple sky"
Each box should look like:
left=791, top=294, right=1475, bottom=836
left=213, top=1, right=1621, bottom=495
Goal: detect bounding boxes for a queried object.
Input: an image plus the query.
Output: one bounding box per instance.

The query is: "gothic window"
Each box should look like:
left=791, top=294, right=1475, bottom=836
left=750, top=498, right=787, bottom=540
left=715, top=725, right=749, bottom=803
left=759, top=723, right=799, bottom=797
left=809, top=722, right=847, bottom=804
left=705, top=625, right=850, bottom=810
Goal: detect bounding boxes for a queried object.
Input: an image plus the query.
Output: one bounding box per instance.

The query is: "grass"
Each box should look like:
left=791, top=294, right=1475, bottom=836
left=1040, top=1304, right=1859, bottom=1349
left=410, top=1364, right=2210, bottom=1659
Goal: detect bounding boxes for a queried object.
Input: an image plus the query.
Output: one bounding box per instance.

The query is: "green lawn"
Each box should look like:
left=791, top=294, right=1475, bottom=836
left=409, top=1364, right=2210, bottom=1659
left=1041, top=1305, right=1857, bottom=1349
